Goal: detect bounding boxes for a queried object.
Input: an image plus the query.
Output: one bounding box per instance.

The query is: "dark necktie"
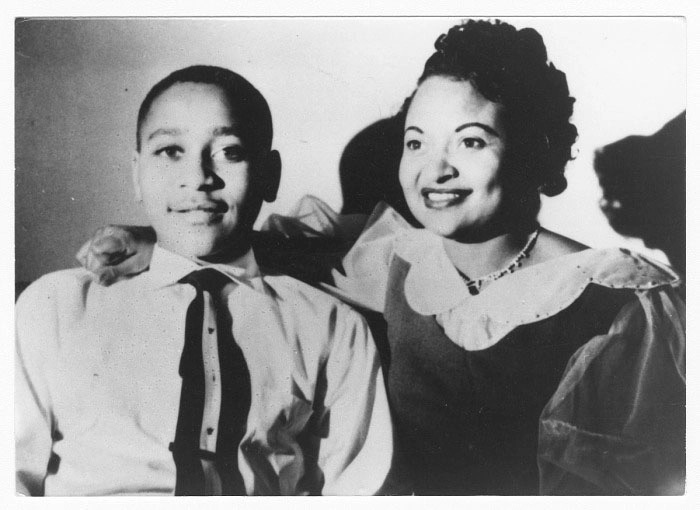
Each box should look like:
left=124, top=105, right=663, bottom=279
left=170, top=268, right=252, bottom=495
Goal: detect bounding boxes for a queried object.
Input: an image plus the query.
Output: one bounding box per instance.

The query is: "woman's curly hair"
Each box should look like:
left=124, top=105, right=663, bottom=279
left=404, top=19, right=578, bottom=207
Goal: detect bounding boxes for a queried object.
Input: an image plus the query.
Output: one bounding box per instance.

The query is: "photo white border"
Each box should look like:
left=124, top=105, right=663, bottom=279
left=3, top=1, right=697, bottom=509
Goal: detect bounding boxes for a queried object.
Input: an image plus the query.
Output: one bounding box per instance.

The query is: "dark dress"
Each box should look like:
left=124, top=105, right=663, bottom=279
left=382, top=256, right=635, bottom=494
left=370, top=249, right=685, bottom=495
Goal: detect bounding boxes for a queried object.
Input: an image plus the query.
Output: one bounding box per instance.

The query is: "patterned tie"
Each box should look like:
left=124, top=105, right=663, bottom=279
left=170, top=268, right=251, bottom=495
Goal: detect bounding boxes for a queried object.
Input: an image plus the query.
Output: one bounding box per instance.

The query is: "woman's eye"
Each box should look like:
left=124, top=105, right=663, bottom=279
left=406, top=140, right=422, bottom=151
left=155, top=146, right=183, bottom=159
left=462, top=137, right=486, bottom=149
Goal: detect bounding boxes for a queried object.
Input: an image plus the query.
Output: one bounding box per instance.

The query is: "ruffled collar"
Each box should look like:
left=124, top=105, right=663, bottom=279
left=395, top=228, right=681, bottom=351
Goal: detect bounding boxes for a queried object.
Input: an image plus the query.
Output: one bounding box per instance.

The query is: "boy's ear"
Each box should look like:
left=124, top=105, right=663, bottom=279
left=131, top=151, right=143, bottom=202
left=261, top=150, right=281, bottom=203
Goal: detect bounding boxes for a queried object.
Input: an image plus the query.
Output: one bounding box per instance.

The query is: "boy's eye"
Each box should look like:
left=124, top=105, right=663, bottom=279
left=406, top=140, right=422, bottom=151
left=155, top=145, right=183, bottom=159
left=462, top=137, right=486, bottom=149
left=212, top=145, right=247, bottom=163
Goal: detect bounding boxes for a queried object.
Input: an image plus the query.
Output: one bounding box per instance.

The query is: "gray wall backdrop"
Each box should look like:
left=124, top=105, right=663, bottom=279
left=15, top=17, right=686, bottom=283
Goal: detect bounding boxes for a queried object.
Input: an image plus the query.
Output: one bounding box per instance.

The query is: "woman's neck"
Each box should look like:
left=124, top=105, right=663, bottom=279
left=442, top=229, right=534, bottom=280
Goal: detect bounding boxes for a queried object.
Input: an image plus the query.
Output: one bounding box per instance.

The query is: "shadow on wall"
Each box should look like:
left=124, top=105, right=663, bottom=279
left=16, top=281, right=31, bottom=301
left=338, top=114, right=418, bottom=226
left=594, top=112, right=686, bottom=275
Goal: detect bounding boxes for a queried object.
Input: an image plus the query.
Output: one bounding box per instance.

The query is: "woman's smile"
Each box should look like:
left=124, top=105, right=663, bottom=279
left=421, top=188, right=472, bottom=209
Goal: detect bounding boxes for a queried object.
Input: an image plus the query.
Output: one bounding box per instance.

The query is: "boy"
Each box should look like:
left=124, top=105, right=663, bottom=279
left=15, top=65, right=392, bottom=496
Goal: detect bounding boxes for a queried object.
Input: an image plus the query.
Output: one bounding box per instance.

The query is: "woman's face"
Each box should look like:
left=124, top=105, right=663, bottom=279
left=399, top=76, right=508, bottom=240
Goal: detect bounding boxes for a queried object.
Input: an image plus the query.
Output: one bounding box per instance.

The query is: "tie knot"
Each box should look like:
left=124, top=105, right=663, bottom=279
left=179, top=268, right=232, bottom=294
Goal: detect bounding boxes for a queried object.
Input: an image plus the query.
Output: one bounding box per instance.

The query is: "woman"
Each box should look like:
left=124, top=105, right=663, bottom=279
left=328, top=20, right=684, bottom=495
left=78, top=20, right=685, bottom=495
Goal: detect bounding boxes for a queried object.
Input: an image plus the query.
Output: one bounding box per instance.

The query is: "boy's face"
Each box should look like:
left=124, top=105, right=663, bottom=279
left=133, top=82, right=268, bottom=262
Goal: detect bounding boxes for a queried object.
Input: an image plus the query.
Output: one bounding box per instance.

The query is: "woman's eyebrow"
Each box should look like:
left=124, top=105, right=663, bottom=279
left=455, top=122, right=500, bottom=137
left=404, top=126, right=423, bottom=135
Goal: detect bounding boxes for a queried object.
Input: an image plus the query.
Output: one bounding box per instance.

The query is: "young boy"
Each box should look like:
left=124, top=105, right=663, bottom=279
left=15, top=65, right=392, bottom=496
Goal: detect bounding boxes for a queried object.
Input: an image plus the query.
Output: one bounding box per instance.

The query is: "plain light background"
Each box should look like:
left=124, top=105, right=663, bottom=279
left=15, top=17, right=686, bottom=283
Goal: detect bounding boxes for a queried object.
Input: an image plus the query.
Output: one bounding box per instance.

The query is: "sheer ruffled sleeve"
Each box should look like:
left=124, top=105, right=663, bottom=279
left=325, top=203, right=411, bottom=313
left=259, top=196, right=409, bottom=311
left=256, top=196, right=368, bottom=285
left=261, top=195, right=367, bottom=242
left=538, top=285, right=686, bottom=495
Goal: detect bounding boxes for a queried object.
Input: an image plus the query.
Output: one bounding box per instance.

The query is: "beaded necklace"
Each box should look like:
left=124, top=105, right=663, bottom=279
left=458, top=227, right=540, bottom=295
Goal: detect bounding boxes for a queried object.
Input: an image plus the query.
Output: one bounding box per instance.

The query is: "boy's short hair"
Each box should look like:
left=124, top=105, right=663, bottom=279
left=136, top=65, right=273, bottom=155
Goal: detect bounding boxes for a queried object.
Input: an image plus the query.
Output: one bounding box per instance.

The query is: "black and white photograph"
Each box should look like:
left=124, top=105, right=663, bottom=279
left=9, top=7, right=693, bottom=505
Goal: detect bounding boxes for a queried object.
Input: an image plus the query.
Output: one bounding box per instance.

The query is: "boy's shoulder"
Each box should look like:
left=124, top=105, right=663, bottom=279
left=18, top=268, right=94, bottom=301
left=17, top=267, right=140, bottom=311
left=259, top=273, right=376, bottom=359
left=262, top=272, right=347, bottom=306
left=261, top=272, right=365, bottom=322
left=15, top=269, right=100, bottom=338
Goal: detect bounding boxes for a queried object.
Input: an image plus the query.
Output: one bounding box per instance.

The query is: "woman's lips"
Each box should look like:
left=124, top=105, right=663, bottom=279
left=421, top=188, right=471, bottom=209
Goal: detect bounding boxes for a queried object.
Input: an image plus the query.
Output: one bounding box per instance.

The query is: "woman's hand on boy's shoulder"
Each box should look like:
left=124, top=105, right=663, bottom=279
left=76, top=225, right=156, bottom=286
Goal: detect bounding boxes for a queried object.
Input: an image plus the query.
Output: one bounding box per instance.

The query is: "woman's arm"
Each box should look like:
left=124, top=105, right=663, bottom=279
left=76, top=196, right=368, bottom=286
left=538, top=286, right=686, bottom=495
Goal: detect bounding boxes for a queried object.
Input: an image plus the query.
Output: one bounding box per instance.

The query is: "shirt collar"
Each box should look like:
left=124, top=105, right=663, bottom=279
left=144, top=244, right=262, bottom=291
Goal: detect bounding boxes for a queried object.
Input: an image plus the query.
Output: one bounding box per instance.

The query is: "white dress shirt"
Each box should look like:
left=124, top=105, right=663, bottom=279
left=16, top=245, right=392, bottom=496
